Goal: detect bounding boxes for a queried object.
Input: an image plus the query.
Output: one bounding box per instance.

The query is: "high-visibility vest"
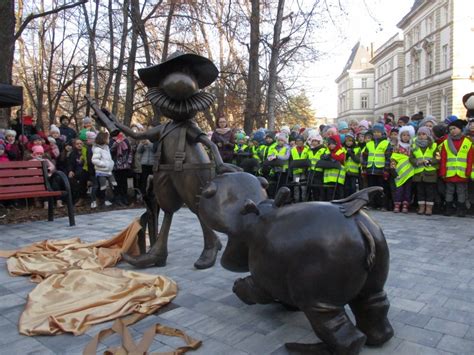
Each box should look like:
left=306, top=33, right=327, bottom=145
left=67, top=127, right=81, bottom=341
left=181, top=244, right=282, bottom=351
left=290, top=146, right=309, bottom=174
left=268, top=145, right=289, bottom=171
left=412, top=143, right=437, bottom=174
left=343, top=146, right=361, bottom=175
left=258, top=143, right=276, bottom=161
left=234, top=144, right=248, bottom=153
left=307, top=148, right=325, bottom=172
left=250, top=146, right=260, bottom=161
left=322, top=148, right=346, bottom=185
left=444, top=138, right=472, bottom=179
left=391, top=152, right=414, bottom=188
left=366, top=140, right=390, bottom=168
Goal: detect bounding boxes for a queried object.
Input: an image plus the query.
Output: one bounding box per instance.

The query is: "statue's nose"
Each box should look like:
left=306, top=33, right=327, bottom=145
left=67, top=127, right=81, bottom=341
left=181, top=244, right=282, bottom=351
left=161, top=72, right=198, bottom=100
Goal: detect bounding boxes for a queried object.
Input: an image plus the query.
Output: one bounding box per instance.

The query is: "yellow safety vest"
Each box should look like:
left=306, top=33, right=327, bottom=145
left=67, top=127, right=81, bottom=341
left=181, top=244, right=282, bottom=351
left=290, top=146, right=309, bottom=174
left=343, top=146, right=361, bottom=175
left=366, top=140, right=390, bottom=169
left=307, top=148, right=325, bottom=172
left=234, top=144, right=248, bottom=153
left=258, top=143, right=276, bottom=161
left=250, top=146, right=260, bottom=161
left=444, top=138, right=472, bottom=179
left=268, top=145, right=289, bottom=171
left=391, top=152, right=414, bottom=188
left=412, top=143, right=437, bottom=174
left=322, top=148, right=346, bottom=185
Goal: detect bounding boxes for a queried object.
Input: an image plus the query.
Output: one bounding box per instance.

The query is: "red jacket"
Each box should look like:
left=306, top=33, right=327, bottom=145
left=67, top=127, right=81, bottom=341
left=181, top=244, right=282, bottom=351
left=439, top=136, right=473, bottom=182
left=329, top=135, right=346, bottom=163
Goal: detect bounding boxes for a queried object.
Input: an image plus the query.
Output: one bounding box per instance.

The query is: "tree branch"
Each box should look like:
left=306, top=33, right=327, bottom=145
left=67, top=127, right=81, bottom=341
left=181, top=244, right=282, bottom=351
left=14, top=0, right=88, bottom=41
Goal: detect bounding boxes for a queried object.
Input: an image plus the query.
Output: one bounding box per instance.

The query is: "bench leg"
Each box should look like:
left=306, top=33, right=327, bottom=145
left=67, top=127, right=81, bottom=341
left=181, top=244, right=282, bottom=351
left=47, top=197, right=54, bottom=221
left=66, top=192, right=75, bottom=227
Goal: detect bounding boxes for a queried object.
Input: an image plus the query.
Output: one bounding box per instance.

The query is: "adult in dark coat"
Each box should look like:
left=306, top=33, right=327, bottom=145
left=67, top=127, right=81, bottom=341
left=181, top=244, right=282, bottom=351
left=59, top=115, right=77, bottom=144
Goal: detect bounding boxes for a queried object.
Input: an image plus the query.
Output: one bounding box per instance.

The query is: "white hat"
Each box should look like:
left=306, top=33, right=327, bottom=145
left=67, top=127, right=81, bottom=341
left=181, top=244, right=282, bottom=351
left=49, top=124, right=60, bottom=134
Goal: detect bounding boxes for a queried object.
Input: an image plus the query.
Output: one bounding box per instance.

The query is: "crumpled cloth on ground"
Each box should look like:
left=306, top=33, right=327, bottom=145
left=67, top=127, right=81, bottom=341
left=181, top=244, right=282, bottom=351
left=20, top=268, right=177, bottom=336
left=0, top=220, right=178, bottom=337
left=0, top=219, right=142, bottom=282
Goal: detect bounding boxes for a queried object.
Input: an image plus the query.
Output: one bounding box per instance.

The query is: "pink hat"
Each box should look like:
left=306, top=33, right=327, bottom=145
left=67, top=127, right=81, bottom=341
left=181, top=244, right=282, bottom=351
left=31, top=145, right=44, bottom=155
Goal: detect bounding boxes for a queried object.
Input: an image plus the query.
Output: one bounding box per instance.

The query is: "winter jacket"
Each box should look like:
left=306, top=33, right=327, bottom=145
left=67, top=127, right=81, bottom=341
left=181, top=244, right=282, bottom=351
left=137, top=141, right=155, bottom=166
left=110, top=138, right=133, bottom=170
left=92, top=144, right=114, bottom=175
left=59, top=125, right=77, bottom=144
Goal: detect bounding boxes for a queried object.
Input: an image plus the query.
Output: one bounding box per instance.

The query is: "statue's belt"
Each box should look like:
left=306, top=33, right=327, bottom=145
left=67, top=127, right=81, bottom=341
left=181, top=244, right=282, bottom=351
left=154, top=124, right=214, bottom=172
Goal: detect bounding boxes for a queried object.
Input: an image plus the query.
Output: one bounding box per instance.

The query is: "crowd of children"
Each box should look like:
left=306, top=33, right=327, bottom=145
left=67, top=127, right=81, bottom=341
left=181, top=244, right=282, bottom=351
left=0, top=115, right=151, bottom=210
left=229, top=113, right=474, bottom=217
left=2, top=109, right=474, bottom=218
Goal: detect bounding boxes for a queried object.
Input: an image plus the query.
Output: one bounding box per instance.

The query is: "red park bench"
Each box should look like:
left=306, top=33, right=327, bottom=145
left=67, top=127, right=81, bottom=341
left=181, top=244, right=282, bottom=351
left=0, top=161, right=75, bottom=226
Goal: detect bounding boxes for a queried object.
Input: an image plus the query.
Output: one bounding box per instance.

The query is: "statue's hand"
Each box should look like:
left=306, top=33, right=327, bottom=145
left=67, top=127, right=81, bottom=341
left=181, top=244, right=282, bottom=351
left=216, top=163, right=242, bottom=174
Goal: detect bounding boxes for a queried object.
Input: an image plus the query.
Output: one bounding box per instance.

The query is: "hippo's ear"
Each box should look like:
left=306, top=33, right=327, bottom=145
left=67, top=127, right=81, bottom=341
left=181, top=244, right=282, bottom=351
left=257, top=176, right=269, bottom=190
left=240, top=199, right=260, bottom=216
left=202, top=182, right=217, bottom=198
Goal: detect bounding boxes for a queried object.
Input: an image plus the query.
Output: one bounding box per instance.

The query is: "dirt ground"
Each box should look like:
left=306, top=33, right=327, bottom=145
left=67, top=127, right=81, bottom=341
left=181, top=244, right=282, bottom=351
left=0, top=200, right=142, bottom=225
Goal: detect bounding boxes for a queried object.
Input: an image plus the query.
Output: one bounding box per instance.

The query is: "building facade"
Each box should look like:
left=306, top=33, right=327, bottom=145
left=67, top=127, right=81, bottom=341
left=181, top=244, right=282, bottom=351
left=335, top=42, right=375, bottom=122
left=337, top=0, right=474, bottom=122
left=371, top=33, right=405, bottom=119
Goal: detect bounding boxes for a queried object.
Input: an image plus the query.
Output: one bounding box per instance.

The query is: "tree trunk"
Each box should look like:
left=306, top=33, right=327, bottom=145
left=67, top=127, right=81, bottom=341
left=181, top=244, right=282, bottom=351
left=243, top=0, right=260, bottom=134
left=0, top=0, right=15, bottom=127
left=123, top=0, right=140, bottom=126
left=266, top=0, right=285, bottom=131
left=112, top=0, right=129, bottom=116
left=161, top=2, right=175, bottom=61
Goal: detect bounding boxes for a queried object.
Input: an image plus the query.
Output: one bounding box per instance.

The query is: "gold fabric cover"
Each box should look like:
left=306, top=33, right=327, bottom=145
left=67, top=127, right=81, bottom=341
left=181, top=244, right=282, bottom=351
left=0, top=220, right=178, bottom=336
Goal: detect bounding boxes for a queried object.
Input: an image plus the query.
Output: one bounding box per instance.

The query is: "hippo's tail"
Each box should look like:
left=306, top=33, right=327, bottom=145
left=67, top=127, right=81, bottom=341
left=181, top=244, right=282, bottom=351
left=331, top=187, right=383, bottom=217
left=355, top=216, right=376, bottom=270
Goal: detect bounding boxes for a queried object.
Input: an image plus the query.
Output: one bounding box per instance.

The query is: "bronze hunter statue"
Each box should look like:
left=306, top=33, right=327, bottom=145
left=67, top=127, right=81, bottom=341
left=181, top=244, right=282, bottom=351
left=90, top=52, right=239, bottom=269
left=199, top=172, right=394, bottom=355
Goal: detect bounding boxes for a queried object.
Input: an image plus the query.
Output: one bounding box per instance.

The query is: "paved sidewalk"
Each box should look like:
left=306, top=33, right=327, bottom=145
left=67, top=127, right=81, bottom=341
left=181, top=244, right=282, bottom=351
left=0, top=208, right=473, bottom=354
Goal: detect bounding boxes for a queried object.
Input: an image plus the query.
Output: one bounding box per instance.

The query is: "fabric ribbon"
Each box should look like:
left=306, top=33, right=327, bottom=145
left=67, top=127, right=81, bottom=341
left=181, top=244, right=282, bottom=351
left=83, top=316, right=202, bottom=355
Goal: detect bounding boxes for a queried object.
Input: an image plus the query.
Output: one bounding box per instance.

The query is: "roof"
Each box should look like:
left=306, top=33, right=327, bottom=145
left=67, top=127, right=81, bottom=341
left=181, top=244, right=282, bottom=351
left=336, top=42, right=374, bottom=83
left=397, top=0, right=427, bottom=28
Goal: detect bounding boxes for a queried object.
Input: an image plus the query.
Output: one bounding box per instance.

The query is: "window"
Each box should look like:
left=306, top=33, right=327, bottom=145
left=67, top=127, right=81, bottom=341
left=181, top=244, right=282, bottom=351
left=361, top=95, right=369, bottom=109
left=407, top=64, right=412, bottom=85
left=414, top=25, right=420, bottom=42
left=414, top=56, right=421, bottom=81
left=442, top=44, right=449, bottom=70
left=441, top=92, right=448, bottom=119
left=426, top=15, right=433, bottom=34
left=407, top=33, right=412, bottom=47
left=362, top=78, right=367, bottom=88
left=426, top=97, right=432, bottom=115
left=426, top=51, right=433, bottom=76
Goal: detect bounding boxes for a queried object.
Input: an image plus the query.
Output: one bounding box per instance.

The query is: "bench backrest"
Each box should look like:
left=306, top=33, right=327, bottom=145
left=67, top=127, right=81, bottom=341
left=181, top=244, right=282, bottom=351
left=0, top=161, right=49, bottom=195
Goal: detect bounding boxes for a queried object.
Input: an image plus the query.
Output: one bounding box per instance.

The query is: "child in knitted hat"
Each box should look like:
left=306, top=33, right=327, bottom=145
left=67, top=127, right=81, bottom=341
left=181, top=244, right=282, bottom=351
left=320, top=135, right=345, bottom=200
left=233, top=132, right=250, bottom=167
left=343, top=132, right=361, bottom=197
left=362, top=123, right=392, bottom=210
left=410, top=127, right=439, bottom=215
left=4, top=130, right=20, bottom=161
left=267, top=132, right=290, bottom=197
left=390, top=126, right=415, bottom=213
left=439, top=119, right=473, bottom=217
left=306, top=133, right=325, bottom=201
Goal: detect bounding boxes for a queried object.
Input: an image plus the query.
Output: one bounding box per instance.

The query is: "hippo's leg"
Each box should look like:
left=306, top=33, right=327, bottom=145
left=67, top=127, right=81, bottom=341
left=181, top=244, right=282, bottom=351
left=193, top=214, right=222, bottom=269
left=286, top=303, right=366, bottom=355
left=349, top=291, right=393, bottom=346
left=122, top=212, right=173, bottom=267
left=232, top=276, right=273, bottom=305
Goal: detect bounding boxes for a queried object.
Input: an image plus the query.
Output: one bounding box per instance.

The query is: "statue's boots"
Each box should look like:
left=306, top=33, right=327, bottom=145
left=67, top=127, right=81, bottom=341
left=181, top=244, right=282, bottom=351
left=349, top=291, right=394, bottom=346
left=287, top=303, right=367, bottom=355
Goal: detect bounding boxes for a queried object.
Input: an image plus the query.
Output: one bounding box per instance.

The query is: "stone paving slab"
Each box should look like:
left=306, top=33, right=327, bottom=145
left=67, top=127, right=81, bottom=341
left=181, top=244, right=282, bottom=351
left=0, top=208, right=473, bottom=354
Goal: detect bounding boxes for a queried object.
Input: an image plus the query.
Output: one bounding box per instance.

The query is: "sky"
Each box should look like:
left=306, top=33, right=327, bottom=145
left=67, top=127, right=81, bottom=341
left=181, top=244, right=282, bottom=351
left=304, top=0, right=414, bottom=118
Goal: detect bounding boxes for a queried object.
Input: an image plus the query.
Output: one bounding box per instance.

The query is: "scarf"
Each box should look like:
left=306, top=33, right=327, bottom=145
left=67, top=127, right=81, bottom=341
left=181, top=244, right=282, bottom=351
left=447, top=135, right=462, bottom=155
left=215, top=127, right=231, bottom=135
left=398, top=141, right=411, bottom=151
left=117, top=140, right=129, bottom=156
left=415, top=139, right=430, bottom=149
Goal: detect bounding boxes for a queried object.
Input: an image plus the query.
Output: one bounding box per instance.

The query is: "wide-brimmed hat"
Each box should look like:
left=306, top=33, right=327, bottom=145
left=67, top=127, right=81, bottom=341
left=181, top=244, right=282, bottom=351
left=138, top=51, right=219, bottom=89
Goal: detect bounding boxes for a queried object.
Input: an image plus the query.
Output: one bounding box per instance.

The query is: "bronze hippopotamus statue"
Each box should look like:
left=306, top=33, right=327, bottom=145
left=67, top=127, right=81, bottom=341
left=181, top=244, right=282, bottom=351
left=198, top=172, right=394, bottom=355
